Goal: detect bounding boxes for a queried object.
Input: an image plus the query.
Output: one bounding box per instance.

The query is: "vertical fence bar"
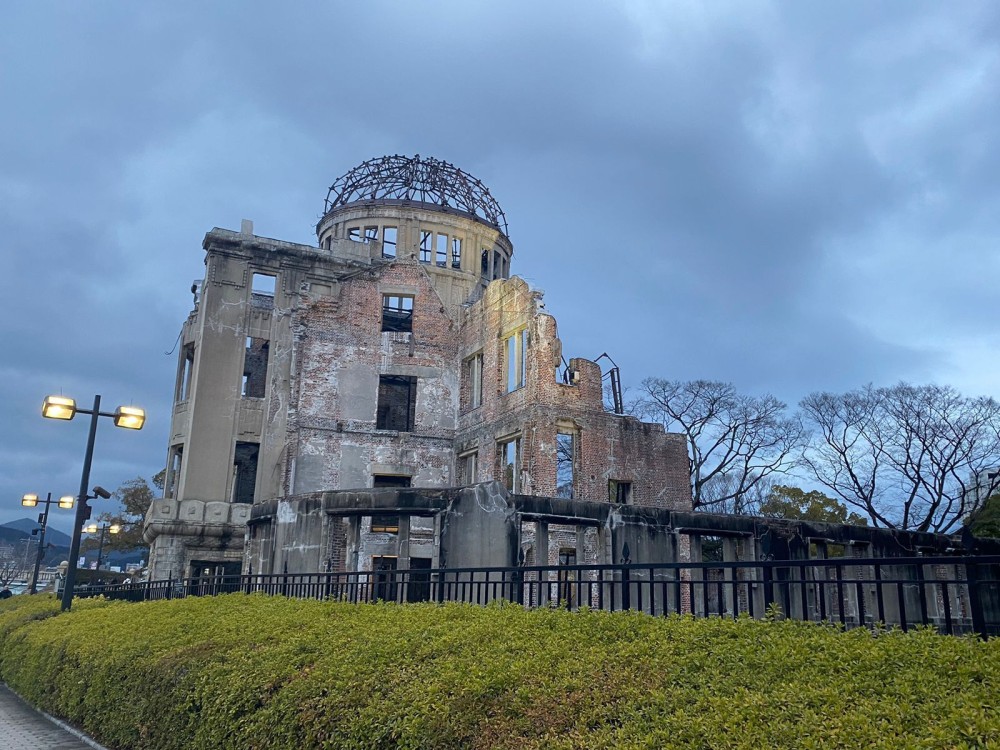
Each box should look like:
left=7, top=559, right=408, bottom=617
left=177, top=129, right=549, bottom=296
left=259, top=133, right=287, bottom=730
left=966, top=561, right=987, bottom=639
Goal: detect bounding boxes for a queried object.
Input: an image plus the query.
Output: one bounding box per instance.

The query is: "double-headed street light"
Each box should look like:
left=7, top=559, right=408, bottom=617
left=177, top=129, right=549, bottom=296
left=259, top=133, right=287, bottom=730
left=41, top=394, right=144, bottom=611
left=20, top=492, right=75, bottom=595
left=83, top=522, right=121, bottom=573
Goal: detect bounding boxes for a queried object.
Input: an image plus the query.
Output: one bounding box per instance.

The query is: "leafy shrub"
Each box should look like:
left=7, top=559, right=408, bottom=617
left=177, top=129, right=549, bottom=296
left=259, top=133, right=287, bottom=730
left=1, top=594, right=998, bottom=749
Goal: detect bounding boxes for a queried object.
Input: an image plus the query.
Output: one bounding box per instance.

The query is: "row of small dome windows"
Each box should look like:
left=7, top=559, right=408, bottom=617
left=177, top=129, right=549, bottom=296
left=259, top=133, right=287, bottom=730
left=323, top=224, right=508, bottom=280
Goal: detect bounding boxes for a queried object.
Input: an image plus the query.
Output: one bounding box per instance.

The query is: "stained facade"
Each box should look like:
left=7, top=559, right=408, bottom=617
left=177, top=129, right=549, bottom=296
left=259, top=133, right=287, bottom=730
left=143, top=156, right=692, bottom=580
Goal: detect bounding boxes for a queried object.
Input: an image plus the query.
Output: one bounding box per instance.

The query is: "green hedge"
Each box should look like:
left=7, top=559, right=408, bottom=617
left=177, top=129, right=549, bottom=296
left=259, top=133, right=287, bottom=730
left=1, top=593, right=999, bottom=749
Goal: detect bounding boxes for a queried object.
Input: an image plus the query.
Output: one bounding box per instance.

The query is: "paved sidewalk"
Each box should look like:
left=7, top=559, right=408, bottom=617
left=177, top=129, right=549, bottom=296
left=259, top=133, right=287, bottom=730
left=0, top=684, right=104, bottom=749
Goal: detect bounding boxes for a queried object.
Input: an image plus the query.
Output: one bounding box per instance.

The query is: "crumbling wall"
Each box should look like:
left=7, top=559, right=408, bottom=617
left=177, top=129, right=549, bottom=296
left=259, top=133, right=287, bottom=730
left=456, top=277, right=692, bottom=512
left=285, top=258, right=463, bottom=497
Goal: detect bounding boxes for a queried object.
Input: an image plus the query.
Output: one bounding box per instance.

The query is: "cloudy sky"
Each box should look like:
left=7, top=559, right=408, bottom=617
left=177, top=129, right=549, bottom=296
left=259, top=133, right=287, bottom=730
left=2, top=1, right=999, bottom=531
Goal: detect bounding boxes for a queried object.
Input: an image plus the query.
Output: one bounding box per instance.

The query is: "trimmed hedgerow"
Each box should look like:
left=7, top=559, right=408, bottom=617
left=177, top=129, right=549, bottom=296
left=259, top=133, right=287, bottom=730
left=1, top=593, right=998, bottom=749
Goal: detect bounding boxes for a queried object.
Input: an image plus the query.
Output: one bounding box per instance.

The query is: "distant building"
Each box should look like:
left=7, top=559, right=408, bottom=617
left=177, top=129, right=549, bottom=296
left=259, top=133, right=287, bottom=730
left=143, top=156, right=692, bottom=580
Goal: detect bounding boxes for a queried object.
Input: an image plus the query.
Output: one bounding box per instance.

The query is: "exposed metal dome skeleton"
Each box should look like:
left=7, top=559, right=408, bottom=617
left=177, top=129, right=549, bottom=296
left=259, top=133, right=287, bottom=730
left=323, top=154, right=508, bottom=237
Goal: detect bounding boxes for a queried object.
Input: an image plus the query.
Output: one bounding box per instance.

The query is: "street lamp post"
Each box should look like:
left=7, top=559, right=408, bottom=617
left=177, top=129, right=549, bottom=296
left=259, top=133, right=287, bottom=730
left=41, top=394, right=144, bottom=611
left=83, top=522, right=121, bottom=573
left=20, top=492, right=75, bottom=594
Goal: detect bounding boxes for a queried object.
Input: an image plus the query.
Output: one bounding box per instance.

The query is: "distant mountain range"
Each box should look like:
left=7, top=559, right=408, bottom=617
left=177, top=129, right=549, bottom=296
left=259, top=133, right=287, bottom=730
left=1, top=518, right=73, bottom=547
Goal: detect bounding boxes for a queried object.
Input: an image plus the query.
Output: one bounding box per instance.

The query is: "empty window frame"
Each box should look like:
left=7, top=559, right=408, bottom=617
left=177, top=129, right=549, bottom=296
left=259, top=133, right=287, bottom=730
left=251, top=273, right=276, bottom=296
left=436, top=233, right=448, bottom=267
left=251, top=273, right=276, bottom=310
left=165, top=445, right=184, bottom=498
left=504, top=329, right=528, bottom=392
left=406, top=557, right=432, bottom=602
left=556, top=431, right=576, bottom=499
left=242, top=337, right=270, bottom=398
left=609, top=479, right=633, bottom=505
left=371, top=475, right=410, bottom=533
left=481, top=248, right=489, bottom=277
left=382, top=294, right=414, bottom=333
left=493, top=250, right=503, bottom=280
left=451, top=237, right=463, bottom=269
left=364, top=226, right=379, bottom=243
left=462, top=351, right=483, bottom=410
left=175, top=344, right=195, bottom=402
left=348, top=226, right=362, bottom=242
left=419, top=230, right=433, bottom=263
left=382, top=226, right=397, bottom=258
left=232, top=442, right=259, bottom=504
left=498, top=436, right=521, bottom=492
left=558, top=548, right=578, bottom=604
left=376, top=375, right=418, bottom=431
left=459, top=451, right=478, bottom=485
left=371, top=555, right=398, bottom=601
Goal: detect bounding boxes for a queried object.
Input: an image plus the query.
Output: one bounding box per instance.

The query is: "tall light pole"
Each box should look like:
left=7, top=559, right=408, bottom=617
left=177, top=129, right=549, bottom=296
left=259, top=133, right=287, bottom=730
left=41, top=395, right=145, bottom=611
left=83, top=522, right=121, bottom=573
left=20, top=492, right=75, bottom=594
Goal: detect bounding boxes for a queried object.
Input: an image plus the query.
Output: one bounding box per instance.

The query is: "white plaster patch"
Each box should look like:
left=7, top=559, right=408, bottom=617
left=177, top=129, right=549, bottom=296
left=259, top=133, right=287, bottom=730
left=277, top=499, right=297, bottom=524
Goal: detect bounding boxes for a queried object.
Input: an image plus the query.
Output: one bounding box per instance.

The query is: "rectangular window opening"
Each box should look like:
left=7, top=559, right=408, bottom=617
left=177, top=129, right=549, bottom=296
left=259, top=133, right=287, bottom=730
left=505, top=329, right=528, bottom=393
left=420, top=231, right=433, bottom=263
left=376, top=375, right=418, bottom=431
left=232, top=442, right=259, bottom=504
left=252, top=273, right=276, bottom=296
left=371, top=475, right=410, bottom=533
left=382, top=294, right=414, bottom=333
left=371, top=556, right=398, bottom=601
left=436, top=233, right=448, bottom=267
left=406, top=557, right=432, bottom=602
left=481, top=248, right=489, bottom=277
left=451, top=237, right=462, bottom=269
left=176, top=344, right=195, bottom=402
left=165, top=445, right=184, bottom=498
left=609, top=479, right=633, bottom=505
left=364, top=226, right=378, bottom=243
left=556, top=432, right=575, bottom=499
left=493, top=250, right=502, bottom=280
left=242, top=337, right=270, bottom=398
left=459, top=451, right=478, bottom=485
left=382, top=226, right=397, bottom=258
left=462, top=351, right=483, bottom=410
left=498, top=436, right=521, bottom=493
left=348, top=227, right=362, bottom=242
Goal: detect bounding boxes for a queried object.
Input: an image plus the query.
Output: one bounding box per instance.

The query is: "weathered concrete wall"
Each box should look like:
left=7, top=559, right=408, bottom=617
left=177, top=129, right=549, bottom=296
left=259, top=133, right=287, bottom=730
left=246, top=484, right=999, bottom=575
left=148, top=195, right=692, bottom=580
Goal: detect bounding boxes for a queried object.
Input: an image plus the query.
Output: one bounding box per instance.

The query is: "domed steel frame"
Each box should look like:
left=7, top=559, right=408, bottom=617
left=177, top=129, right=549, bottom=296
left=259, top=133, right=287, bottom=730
left=323, top=155, right=508, bottom=237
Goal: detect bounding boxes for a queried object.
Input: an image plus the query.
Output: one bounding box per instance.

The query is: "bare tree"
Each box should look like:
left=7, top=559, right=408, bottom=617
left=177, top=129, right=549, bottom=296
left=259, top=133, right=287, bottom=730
left=800, top=383, right=1000, bottom=533
left=638, top=379, right=803, bottom=511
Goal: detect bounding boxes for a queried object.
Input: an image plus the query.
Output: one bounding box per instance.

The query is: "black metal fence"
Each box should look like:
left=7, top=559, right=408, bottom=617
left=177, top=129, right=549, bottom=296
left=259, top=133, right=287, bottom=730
left=79, top=555, right=1000, bottom=637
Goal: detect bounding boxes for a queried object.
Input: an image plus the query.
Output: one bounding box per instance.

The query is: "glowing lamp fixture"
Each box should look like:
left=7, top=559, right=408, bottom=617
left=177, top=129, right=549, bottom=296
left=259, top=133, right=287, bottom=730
left=85, top=522, right=121, bottom=535
left=41, top=392, right=145, bottom=610
left=42, top=396, right=77, bottom=420
left=113, top=405, right=146, bottom=430
left=20, top=491, right=76, bottom=595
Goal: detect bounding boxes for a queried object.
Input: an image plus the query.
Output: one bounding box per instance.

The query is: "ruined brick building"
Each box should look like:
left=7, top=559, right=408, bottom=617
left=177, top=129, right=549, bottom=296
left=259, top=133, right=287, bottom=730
left=143, top=155, right=692, bottom=581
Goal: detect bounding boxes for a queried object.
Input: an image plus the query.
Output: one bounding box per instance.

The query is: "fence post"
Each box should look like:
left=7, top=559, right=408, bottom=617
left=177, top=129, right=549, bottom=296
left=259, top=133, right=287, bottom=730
left=621, top=543, right=631, bottom=611
left=762, top=563, right=774, bottom=615
left=514, top=548, right=525, bottom=605
left=966, top=561, right=987, bottom=639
